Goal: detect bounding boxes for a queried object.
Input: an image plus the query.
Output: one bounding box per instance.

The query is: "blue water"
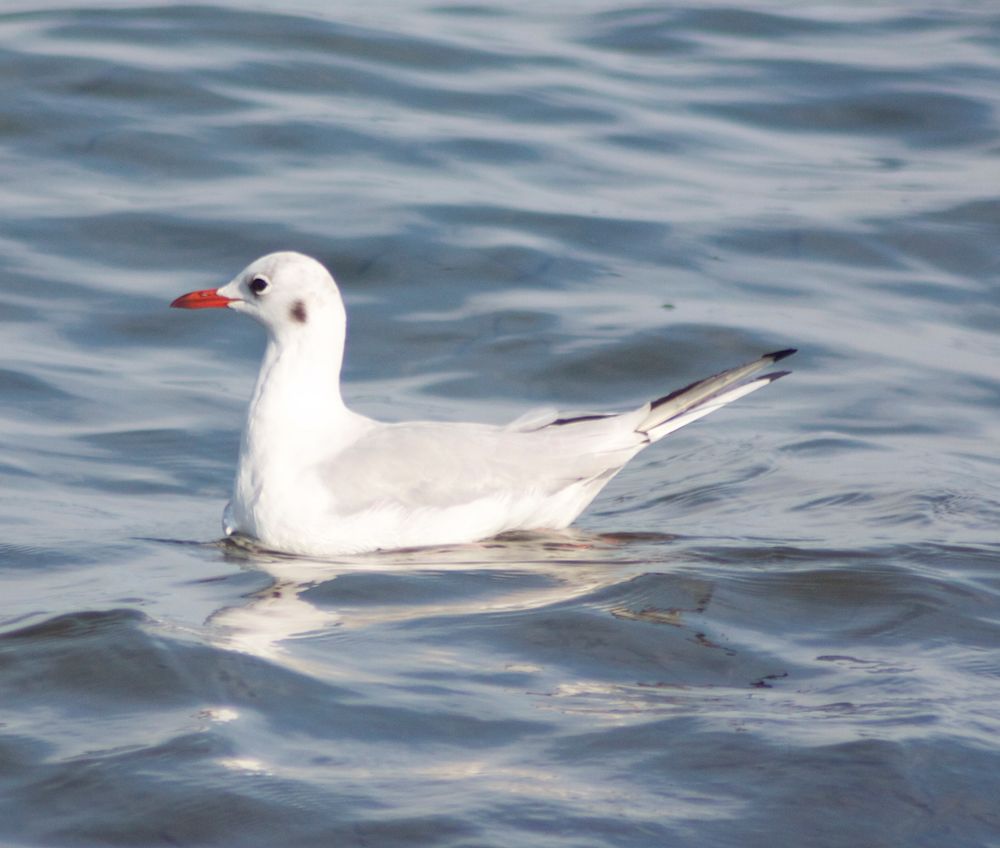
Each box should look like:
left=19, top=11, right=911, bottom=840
left=2, top=2, right=1000, bottom=846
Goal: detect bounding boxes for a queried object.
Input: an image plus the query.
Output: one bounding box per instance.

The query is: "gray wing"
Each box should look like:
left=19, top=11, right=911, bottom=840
left=321, top=348, right=795, bottom=515
left=319, top=413, right=648, bottom=515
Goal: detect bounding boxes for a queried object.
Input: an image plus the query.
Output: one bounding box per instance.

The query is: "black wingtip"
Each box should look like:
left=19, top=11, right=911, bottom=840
left=766, top=348, right=797, bottom=363
left=760, top=369, right=792, bottom=383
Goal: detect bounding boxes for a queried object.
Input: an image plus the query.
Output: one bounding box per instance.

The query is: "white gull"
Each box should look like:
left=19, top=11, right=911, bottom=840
left=172, top=251, right=794, bottom=556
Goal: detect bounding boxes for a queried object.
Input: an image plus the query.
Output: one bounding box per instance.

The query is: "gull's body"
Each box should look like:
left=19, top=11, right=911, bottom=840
left=172, top=252, right=794, bottom=557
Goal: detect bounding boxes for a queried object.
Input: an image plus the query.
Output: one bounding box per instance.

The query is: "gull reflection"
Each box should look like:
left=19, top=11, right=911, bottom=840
left=205, top=529, right=715, bottom=665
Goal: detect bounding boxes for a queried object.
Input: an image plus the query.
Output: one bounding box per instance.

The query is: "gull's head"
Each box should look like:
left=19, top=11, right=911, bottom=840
left=171, top=252, right=345, bottom=337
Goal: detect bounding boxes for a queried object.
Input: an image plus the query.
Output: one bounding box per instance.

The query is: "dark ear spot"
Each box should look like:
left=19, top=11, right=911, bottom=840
left=290, top=300, right=307, bottom=324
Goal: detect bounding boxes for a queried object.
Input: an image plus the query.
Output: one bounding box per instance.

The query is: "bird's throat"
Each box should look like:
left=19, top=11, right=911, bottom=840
left=238, top=335, right=353, bottom=485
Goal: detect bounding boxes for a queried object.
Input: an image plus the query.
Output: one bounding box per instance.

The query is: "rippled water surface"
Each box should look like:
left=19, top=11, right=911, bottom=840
left=2, top=2, right=1000, bottom=846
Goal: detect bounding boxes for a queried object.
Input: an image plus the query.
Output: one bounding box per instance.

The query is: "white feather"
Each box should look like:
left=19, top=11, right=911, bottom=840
left=177, top=252, right=794, bottom=556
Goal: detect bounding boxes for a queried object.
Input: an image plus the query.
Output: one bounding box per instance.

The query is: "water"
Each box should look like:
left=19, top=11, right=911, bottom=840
left=2, top=1, right=999, bottom=845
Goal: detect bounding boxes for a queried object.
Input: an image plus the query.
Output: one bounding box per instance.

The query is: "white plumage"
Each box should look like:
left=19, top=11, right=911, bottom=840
left=172, top=251, right=794, bottom=556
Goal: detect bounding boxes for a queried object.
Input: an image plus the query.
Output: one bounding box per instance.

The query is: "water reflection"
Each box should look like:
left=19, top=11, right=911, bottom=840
left=206, top=530, right=719, bottom=667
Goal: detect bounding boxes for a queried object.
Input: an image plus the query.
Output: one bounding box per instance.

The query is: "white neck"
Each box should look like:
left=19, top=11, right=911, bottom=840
left=236, top=317, right=359, bottom=492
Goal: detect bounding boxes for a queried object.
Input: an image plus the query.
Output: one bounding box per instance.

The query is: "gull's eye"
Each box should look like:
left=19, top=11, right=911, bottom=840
left=249, top=277, right=270, bottom=295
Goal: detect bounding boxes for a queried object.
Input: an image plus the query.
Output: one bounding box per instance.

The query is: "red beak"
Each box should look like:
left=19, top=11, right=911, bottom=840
left=170, top=289, right=236, bottom=309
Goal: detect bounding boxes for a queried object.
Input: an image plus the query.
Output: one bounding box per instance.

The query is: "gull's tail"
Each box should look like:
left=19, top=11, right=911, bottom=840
left=639, top=348, right=796, bottom=443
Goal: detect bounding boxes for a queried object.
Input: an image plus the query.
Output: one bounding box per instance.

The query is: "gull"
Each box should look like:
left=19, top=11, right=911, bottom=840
left=172, top=252, right=794, bottom=556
